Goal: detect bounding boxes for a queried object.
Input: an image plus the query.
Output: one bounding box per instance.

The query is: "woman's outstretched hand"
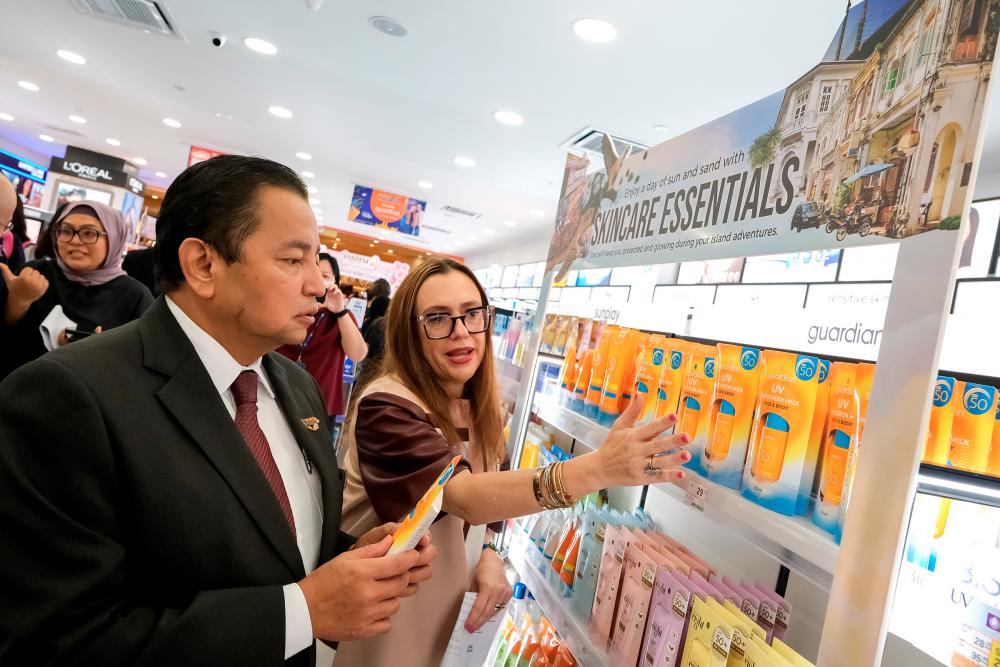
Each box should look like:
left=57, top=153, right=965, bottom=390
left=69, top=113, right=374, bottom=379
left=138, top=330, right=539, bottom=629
left=593, top=393, right=692, bottom=488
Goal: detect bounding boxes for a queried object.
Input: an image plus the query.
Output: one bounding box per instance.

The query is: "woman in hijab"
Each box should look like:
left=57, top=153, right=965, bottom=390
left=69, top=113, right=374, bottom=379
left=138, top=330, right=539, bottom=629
left=0, top=201, right=153, bottom=379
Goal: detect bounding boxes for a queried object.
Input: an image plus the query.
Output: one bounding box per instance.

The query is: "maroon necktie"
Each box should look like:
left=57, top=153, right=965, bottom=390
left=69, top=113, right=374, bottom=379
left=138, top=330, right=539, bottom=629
left=231, top=370, right=296, bottom=537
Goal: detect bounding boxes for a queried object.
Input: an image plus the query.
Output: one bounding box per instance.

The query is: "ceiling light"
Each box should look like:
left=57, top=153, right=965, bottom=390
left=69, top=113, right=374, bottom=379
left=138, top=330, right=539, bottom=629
left=453, top=156, right=476, bottom=167
left=133, top=157, right=147, bottom=166
left=484, top=228, right=496, bottom=235
left=307, top=185, right=319, bottom=194
left=105, top=138, right=121, bottom=146
left=418, top=181, right=433, bottom=189
left=57, top=49, right=87, bottom=65
left=369, top=243, right=375, bottom=248
left=309, top=197, right=321, bottom=205
left=68, top=114, right=86, bottom=124
left=369, top=16, right=408, bottom=37
left=573, top=18, right=618, bottom=43
left=18, top=80, right=39, bottom=92
left=373, top=239, right=380, bottom=244
left=654, top=124, right=670, bottom=132
left=387, top=249, right=394, bottom=254
left=151, top=194, right=160, bottom=199
left=530, top=209, right=545, bottom=217
left=301, top=170, right=316, bottom=178
left=39, top=134, right=54, bottom=143
left=296, top=151, right=312, bottom=161
left=163, top=117, right=181, bottom=128
left=493, top=110, right=524, bottom=126
left=503, top=219, right=518, bottom=227
left=0, top=113, right=13, bottom=122
left=155, top=171, right=167, bottom=178
left=425, top=251, right=431, bottom=256
left=268, top=105, right=293, bottom=119
left=243, top=37, right=278, bottom=55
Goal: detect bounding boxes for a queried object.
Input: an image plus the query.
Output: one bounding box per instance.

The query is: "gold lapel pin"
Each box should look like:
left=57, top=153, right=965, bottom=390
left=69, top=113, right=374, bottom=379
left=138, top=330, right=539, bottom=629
left=300, top=417, right=321, bottom=432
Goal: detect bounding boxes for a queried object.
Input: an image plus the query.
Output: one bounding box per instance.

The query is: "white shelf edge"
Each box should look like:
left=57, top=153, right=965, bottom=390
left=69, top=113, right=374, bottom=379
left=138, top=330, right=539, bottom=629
left=532, top=393, right=839, bottom=590
left=507, top=533, right=612, bottom=667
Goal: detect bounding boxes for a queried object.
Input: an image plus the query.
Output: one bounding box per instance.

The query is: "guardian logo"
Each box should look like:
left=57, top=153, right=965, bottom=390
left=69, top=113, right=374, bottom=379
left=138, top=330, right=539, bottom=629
left=704, top=357, right=715, bottom=379
left=795, top=355, right=818, bottom=381
left=670, top=351, right=682, bottom=370
left=652, top=348, right=664, bottom=366
left=740, top=347, right=759, bottom=371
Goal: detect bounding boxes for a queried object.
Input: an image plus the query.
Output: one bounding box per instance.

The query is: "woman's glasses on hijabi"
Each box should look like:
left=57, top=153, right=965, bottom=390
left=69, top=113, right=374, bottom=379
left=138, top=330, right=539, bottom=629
left=53, top=224, right=108, bottom=245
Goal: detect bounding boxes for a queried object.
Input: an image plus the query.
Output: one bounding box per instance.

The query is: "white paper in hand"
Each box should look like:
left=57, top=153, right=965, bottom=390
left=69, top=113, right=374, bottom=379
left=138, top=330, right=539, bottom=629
left=39, top=304, right=76, bottom=351
left=439, top=591, right=504, bottom=667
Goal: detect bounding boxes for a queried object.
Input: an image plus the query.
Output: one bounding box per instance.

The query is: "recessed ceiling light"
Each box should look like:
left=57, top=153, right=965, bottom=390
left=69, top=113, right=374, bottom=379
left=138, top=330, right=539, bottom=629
left=425, top=251, right=431, bottom=255
left=453, top=156, right=476, bottom=167
left=243, top=37, right=278, bottom=55
left=155, top=171, right=167, bottom=178
left=654, top=124, right=670, bottom=132
left=387, top=249, right=394, bottom=254
left=301, top=170, right=316, bottom=178
left=369, top=16, right=408, bottom=37
left=530, top=209, right=545, bottom=217
left=296, top=152, right=312, bottom=161
left=307, top=185, right=319, bottom=194
left=268, top=105, right=293, bottom=119
left=573, top=18, right=618, bottom=43
left=163, top=117, right=181, bottom=128
left=369, top=243, right=375, bottom=248
left=18, top=81, right=39, bottom=92
left=418, top=181, right=433, bottom=189
left=68, top=114, right=86, bottom=124
left=493, top=110, right=524, bottom=126
left=309, top=197, right=321, bottom=205
left=133, top=157, right=147, bottom=165
left=503, top=219, right=518, bottom=227
left=57, top=49, right=87, bottom=65
left=151, top=194, right=160, bottom=199
left=39, top=134, right=54, bottom=143
left=0, top=113, right=13, bottom=122
left=484, top=228, right=496, bottom=235
left=373, top=239, right=380, bottom=244
left=105, top=138, right=121, bottom=146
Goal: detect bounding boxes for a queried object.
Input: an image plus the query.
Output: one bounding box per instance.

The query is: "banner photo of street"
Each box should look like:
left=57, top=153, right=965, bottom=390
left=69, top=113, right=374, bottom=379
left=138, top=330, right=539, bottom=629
left=548, top=0, right=1000, bottom=279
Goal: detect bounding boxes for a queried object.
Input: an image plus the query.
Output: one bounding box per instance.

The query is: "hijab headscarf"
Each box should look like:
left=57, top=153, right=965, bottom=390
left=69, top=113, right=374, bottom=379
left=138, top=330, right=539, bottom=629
left=54, top=201, right=129, bottom=286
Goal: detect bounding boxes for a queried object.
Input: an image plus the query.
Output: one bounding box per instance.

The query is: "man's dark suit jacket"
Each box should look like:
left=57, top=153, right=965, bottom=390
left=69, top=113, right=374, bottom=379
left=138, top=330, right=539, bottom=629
left=0, top=297, right=353, bottom=666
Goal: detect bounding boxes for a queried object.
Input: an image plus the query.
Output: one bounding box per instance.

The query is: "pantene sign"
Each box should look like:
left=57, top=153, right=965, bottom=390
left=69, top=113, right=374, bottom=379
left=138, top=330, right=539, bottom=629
left=332, top=249, right=410, bottom=291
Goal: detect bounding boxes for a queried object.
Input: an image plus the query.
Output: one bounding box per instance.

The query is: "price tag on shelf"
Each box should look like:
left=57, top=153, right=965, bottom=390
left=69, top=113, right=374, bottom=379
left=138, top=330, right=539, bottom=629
left=684, top=478, right=707, bottom=512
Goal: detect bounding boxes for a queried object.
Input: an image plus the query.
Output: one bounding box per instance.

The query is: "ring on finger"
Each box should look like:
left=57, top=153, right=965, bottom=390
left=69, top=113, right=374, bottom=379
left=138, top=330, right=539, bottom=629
left=493, top=602, right=506, bottom=611
left=644, top=455, right=662, bottom=477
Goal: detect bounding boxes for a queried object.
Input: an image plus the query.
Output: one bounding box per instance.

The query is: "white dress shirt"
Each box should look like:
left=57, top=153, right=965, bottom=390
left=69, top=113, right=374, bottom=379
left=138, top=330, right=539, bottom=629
left=166, top=297, right=321, bottom=659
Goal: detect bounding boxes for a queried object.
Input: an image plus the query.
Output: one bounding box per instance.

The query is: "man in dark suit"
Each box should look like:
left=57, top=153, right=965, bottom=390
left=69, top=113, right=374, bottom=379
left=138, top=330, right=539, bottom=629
left=0, top=155, right=436, bottom=666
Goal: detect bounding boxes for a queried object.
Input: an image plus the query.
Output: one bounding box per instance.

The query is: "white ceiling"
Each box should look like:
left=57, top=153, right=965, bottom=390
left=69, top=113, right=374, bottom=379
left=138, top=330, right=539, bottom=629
left=2, top=0, right=1000, bottom=262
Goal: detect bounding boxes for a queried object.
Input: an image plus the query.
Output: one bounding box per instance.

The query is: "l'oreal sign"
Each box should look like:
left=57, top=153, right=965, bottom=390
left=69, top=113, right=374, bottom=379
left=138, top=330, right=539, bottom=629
left=61, top=160, right=114, bottom=182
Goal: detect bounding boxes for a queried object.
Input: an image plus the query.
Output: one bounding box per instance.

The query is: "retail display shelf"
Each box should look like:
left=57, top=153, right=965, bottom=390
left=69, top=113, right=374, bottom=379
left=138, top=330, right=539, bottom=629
left=495, top=356, right=523, bottom=405
left=531, top=394, right=840, bottom=590
left=507, top=533, right=612, bottom=667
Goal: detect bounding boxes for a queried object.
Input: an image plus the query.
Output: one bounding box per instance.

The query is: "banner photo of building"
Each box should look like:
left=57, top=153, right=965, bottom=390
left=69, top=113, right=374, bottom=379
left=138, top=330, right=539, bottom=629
left=348, top=184, right=425, bottom=236
left=547, top=0, right=1000, bottom=280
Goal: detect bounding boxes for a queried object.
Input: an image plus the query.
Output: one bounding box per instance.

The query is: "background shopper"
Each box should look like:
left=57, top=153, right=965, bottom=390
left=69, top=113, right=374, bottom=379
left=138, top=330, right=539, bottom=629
left=1, top=195, right=27, bottom=271
left=0, top=200, right=153, bottom=379
left=334, top=258, right=692, bottom=667
left=276, top=252, right=367, bottom=423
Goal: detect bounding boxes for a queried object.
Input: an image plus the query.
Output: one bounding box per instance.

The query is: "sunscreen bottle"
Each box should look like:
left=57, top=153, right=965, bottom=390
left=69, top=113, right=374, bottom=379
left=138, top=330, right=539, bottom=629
left=752, top=413, right=790, bottom=483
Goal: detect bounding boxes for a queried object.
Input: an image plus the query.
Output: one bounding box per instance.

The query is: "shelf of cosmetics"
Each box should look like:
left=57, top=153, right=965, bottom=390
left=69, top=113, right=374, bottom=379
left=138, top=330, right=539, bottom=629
left=510, top=501, right=814, bottom=667
left=486, top=582, right=583, bottom=667
left=496, top=309, right=536, bottom=366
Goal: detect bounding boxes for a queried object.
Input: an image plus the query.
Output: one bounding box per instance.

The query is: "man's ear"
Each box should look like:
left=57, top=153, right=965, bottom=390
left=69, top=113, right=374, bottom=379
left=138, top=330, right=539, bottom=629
left=177, top=238, right=220, bottom=299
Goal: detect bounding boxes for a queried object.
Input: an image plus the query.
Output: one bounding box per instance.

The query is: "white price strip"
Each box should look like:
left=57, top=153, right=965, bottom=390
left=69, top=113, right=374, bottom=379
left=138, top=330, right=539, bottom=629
left=684, top=478, right=707, bottom=511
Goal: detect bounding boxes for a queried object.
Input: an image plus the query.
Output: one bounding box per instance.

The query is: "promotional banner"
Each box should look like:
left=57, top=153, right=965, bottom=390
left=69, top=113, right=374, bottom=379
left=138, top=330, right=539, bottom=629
left=547, top=0, right=1000, bottom=281
left=187, top=145, right=226, bottom=167
left=348, top=184, right=425, bottom=236
left=332, top=248, right=411, bottom=292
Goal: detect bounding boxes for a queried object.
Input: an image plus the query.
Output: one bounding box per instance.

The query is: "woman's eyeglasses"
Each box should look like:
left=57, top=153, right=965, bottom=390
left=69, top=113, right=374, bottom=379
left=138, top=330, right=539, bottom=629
left=416, top=306, right=493, bottom=340
left=53, top=224, right=108, bottom=245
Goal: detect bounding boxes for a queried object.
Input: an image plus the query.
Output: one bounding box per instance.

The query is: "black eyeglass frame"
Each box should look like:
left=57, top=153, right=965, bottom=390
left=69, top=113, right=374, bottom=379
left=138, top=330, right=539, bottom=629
left=53, top=224, right=109, bottom=246
left=415, top=305, right=495, bottom=340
